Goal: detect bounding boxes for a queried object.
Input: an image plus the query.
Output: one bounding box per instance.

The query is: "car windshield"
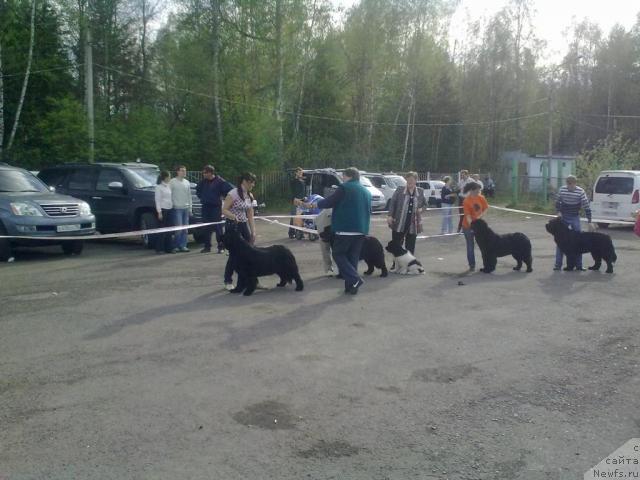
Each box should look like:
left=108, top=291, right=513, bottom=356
left=387, top=176, right=406, bottom=187
left=359, top=176, right=374, bottom=187
left=0, top=169, right=49, bottom=193
left=595, top=176, right=634, bottom=195
left=125, top=167, right=160, bottom=188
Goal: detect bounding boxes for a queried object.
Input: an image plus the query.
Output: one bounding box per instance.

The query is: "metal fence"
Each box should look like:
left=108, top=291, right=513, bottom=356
left=187, top=170, right=492, bottom=204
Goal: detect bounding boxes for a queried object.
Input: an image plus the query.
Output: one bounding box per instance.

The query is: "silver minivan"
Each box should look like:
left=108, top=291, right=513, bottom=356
left=590, top=170, right=640, bottom=227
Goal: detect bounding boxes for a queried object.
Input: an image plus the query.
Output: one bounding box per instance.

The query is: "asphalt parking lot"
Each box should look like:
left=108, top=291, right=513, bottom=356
left=1, top=210, right=638, bottom=479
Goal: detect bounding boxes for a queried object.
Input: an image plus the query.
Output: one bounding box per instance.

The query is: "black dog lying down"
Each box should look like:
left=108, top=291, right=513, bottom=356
left=471, top=218, right=533, bottom=273
left=545, top=217, right=617, bottom=273
left=321, top=225, right=387, bottom=277
left=223, top=227, right=304, bottom=295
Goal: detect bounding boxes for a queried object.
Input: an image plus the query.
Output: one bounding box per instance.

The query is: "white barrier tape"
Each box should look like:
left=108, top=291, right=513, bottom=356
left=256, top=216, right=319, bottom=235
left=490, top=205, right=636, bottom=226
left=0, top=220, right=227, bottom=241
left=416, top=232, right=463, bottom=240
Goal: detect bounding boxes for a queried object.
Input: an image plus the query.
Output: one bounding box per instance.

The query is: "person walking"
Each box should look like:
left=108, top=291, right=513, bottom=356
left=308, top=167, right=371, bottom=295
left=196, top=165, right=233, bottom=254
left=222, top=173, right=258, bottom=291
left=440, top=176, right=457, bottom=234
left=461, top=182, right=489, bottom=271
left=386, top=171, right=427, bottom=255
left=154, top=170, right=176, bottom=254
left=456, top=169, right=472, bottom=233
left=554, top=175, right=593, bottom=271
left=169, top=165, right=192, bottom=252
left=289, top=167, right=306, bottom=239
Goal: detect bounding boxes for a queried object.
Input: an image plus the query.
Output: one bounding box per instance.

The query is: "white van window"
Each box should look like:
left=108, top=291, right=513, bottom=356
left=595, top=177, right=634, bottom=195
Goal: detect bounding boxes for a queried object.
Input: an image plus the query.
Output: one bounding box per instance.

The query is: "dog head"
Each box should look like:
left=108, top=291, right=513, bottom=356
left=470, top=218, right=489, bottom=235
left=545, top=217, right=567, bottom=237
left=385, top=240, right=407, bottom=257
left=222, top=223, right=245, bottom=252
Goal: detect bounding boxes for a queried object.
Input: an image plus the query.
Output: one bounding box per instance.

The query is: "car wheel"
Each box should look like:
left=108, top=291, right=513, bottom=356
left=597, top=222, right=609, bottom=229
left=140, top=212, right=159, bottom=249
left=62, top=241, right=84, bottom=255
left=0, top=224, right=13, bottom=262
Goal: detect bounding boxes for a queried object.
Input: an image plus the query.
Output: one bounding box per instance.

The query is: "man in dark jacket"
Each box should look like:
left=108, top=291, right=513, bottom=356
left=196, top=165, right=234, bottom=253
left=308, top=167, right=371, bottom=295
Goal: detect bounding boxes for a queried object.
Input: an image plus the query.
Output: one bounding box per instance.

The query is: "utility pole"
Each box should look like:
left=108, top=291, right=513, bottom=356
left=84, top=11, right=95, bottom=163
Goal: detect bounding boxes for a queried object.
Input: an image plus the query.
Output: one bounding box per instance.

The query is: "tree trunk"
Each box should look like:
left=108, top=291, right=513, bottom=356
left=211, top=0, right=224, bottom=149
left=401, top=90, right=414, bottom=171
left=7, top=0, right=36, bottom=151
left=0, top=40, right=4, bottom=158
left=275, top=0, right=284, bottom=162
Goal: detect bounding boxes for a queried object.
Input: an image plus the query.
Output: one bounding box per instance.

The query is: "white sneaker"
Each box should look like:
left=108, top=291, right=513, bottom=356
left=325, top=267, right=335, bottom=277
left=224, top=283, right=234, bottom=291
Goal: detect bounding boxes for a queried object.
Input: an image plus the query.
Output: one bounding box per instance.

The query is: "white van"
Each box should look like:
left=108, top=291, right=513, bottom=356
left=590, top=170, right=640, bottom=227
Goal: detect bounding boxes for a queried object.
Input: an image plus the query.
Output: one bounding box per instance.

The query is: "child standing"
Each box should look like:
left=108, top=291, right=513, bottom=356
left=461, top=182, right=489, bottom=271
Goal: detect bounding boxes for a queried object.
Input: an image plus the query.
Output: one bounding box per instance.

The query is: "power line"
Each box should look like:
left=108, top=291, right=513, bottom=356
left=94, top=63, right=548, bottom=127
left=1, top=64, right=82, bottom=78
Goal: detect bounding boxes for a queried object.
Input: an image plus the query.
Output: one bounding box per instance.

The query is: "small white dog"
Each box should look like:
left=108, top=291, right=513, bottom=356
left=385, top=241, right=425, bottom=275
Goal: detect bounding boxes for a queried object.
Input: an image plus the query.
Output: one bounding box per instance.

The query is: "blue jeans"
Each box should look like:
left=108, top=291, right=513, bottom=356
left=463, top=227, right=475, bottom=268
left=441, top=204, right=454, bottom=234
left=332, top=234, right=365, bottom=290
left=172, top=208, right=190, bottom=249
left=555, top=215, right=582, bottom=268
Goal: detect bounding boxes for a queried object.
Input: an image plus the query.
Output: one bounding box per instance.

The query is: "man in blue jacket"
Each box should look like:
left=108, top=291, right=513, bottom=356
left=196, top=165, right=234, bottom=253
left=308, top=167, right=371, bottom=295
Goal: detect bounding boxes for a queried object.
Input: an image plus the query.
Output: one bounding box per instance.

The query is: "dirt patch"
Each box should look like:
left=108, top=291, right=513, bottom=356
left=376, top=385, right=402, bottom=394
left=412, top=364, right=478, bottom=383
left=232, top=401, right=297, bottom=430
left=297, top=440, right=360, bottom=459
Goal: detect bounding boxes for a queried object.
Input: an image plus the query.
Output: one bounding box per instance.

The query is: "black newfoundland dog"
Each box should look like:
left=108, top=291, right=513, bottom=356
left=545, top=217, right=617, bottom=273
left=223, top=227, right=304, bottom=296
left=321, top=224, right=387, bottom=277
left=471, top=218, right=533, bottom=273
left=360, top=236, right=388, bottom=277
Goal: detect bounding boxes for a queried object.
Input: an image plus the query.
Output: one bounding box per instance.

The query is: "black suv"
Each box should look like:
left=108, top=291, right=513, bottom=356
left=38, top=163, right=203, bottom=247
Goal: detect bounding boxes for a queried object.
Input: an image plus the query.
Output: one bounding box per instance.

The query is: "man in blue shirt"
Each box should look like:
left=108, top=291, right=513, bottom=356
left=196, top=165, right=234, bottom=253
left=308, top=167, right=371, bottom=295
left=554, top=175, right=593, bottom=271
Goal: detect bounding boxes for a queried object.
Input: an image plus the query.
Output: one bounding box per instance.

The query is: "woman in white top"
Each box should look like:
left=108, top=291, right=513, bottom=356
left=154, top=170, right=175, bottom=254
left=222, top=172, right=257, bottom=290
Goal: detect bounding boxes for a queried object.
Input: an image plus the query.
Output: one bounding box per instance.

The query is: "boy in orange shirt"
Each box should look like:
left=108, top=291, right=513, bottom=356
left=462, top=182, right=489, bottom=271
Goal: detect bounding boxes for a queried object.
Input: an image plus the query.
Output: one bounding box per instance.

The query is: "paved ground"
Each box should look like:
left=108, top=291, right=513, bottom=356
left=1, top=210, right=638, bottom=480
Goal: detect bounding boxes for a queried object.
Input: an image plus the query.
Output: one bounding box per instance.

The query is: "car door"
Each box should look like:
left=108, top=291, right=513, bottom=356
left=92, top=168, right=132, bottom=232
left=60, top=167, right=98, bottom=206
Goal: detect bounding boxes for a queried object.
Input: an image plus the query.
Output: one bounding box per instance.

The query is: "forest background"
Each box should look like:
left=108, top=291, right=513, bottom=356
left=1, top=0, right=640, bottom=181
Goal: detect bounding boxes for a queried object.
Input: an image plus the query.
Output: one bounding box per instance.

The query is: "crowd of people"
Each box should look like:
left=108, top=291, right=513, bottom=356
left=155, top=164, right=600, bottom=295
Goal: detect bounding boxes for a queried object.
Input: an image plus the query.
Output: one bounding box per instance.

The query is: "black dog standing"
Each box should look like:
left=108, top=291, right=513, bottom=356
left=545, top=217, right=617, bottom=273
left=222, top=226, right=304, bottom=296
left=471, top=219, right=533, bottom=273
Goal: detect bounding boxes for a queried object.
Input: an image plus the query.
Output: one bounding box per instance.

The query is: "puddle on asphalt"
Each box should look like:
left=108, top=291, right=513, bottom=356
left=232, top=401, right=297, bottom=430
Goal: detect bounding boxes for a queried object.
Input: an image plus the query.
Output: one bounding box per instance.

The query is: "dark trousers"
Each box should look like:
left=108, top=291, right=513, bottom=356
left=224, top=221, right=251, bottom=284
left=456, top=197, right=465, bottom=232
left=332, top=234, right=365, bottom=289
left=391, top=230, right=417, bottom=255
left=202, top=204, right=223, bottom=250
left=288, top=204, right=297, bottom=238
left=155, top=208, right=174, bottom=253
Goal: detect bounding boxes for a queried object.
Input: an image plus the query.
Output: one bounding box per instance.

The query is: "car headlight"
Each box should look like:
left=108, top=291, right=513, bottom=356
left=10, top=202, right=43, bottom=216
left=79, top=201, right=92, bottom=215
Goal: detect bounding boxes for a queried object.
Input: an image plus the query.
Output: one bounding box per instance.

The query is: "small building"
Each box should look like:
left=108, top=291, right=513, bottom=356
left=501, top=151, right=576, bottom=193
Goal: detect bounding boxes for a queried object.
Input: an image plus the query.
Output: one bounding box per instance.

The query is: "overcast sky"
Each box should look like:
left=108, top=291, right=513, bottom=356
left=335, top=0, right=640, bottom=63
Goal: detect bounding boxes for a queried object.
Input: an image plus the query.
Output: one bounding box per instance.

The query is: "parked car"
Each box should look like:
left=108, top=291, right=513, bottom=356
left=364, top=173, right=406, bottom=209
left=417, top=180, right=445, bottom=207
left=0, top=163, right=95, bottom=261
left=589, top=170, right=640, bottom=228
left=298, top=168, right=386, bottom=212
left=38, top=162, right=204, bottom=247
